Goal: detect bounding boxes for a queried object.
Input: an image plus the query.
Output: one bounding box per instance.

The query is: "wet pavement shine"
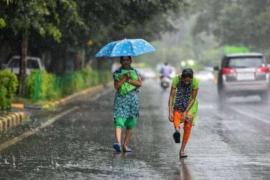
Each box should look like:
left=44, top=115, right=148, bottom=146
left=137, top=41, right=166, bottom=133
left=0, top=78, right=269, bottom=179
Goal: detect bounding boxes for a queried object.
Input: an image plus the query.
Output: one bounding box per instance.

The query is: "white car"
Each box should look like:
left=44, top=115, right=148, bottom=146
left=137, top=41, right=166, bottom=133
left=4, top=56, right=45, bottom=75
left=214, top=53, right=270, bottom=102
left=195, top=70, right=215, bottom=81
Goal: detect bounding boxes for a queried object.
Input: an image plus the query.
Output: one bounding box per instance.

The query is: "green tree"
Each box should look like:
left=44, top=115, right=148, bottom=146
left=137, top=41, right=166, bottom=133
left=192, top=0, right=270, bottom=51
left=1, top=0, right=188, bottom=77
left=78, top=0, right=187, bottom=56
left=0, top=18, right=6, bottom=28
left=0, top=0, right=81, bottom=95
left=31, top=0, right=187, bottom=72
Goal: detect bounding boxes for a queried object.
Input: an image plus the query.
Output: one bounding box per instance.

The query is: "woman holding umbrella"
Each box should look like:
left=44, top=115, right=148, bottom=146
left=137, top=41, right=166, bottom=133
left=112, top=56, right=142, bottom=152
left=95, top=38, right=155, bottom=152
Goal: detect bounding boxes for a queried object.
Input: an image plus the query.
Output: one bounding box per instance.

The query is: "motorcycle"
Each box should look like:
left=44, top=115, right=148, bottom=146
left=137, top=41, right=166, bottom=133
left=160, top=76, right=171, bottom=90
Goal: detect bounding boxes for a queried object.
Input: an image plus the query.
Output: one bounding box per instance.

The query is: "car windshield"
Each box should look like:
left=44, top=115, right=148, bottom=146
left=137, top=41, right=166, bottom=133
left=9, top=58, right=20, bottom=68
left=8, top=58, right=39, bottom=69
left=228, top=57, right=262, bottom=68
left=28, top=59, right=39, bottom=68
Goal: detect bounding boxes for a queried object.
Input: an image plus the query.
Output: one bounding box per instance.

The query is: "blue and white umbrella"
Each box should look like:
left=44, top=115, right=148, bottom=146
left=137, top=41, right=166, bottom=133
left=95, top=38, right=155, bottom=58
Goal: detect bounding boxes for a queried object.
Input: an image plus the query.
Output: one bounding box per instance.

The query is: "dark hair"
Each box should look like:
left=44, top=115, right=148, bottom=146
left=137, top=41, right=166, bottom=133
left=120, top=56, right=132, bottom=65
left=181, top=68, right=193, bottom=78
left=120, top=56, right=131, bottom=60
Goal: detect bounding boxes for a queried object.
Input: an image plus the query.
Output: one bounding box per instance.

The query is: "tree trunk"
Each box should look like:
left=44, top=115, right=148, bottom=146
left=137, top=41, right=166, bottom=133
left=18, top=34, right=28, bottom=96
left=74, top=49, right=86, bottom=70
left=74, top=51, right=81, bottom=71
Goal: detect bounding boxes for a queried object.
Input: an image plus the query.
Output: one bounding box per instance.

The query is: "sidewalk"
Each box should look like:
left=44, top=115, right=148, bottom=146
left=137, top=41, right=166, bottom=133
left=0, top=83, right=112, bottom=136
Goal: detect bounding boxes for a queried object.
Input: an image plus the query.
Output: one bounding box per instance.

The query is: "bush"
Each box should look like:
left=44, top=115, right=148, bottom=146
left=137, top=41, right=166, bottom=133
left=26, top=70, right=41, bottom=101
left=0, top=70, right=18, bottom=110
left=26, top=67, right=112, bottom=102
left=46, top=74, right=61, bottom=100
left=26, top=70, right=61, bottom=101
left=81, top=66, right=92, bottom=87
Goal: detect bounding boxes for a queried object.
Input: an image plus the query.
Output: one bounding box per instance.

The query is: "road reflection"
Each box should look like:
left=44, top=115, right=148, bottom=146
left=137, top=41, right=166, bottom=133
left=175, top=159, right=192, bottom=180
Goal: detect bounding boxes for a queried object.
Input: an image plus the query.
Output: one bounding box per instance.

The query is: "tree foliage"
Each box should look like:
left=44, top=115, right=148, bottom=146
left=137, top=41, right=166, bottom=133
left=0, top=0, right=186, bottom=58
left=0, top=0, right=82, bottom=42
left=192, top=0, right=270, bottom=50
left=0, top=0, right=84, bottom=95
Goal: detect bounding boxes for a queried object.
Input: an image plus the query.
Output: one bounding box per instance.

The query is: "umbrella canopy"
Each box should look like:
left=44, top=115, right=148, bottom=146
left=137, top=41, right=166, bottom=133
left=95, top=38, right=155, bottom=58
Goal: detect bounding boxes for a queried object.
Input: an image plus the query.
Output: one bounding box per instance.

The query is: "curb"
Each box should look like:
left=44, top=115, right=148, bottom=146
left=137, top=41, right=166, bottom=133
left=11, top=103, right=24, bottom=109
left=0, top=112, right=26, bottom=132
left=10, top=83, right=113, bottom=111
left=41, top=83, right=112, bottom=109
left=0, top=83, right=111, bottom=134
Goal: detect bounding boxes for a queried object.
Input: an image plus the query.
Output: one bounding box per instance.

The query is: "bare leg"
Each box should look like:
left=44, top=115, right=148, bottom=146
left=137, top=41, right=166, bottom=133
left=180, top=143, right=187, bottom=155
left=123, top=128, right=132, bottom=148
left=115, top=127, right=122, bottom=144
left=180, top=120, right=192, bottom=157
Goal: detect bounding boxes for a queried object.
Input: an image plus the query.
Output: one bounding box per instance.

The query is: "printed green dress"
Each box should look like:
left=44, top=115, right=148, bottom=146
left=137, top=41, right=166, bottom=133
left=113, top=67, right=140, bottom=128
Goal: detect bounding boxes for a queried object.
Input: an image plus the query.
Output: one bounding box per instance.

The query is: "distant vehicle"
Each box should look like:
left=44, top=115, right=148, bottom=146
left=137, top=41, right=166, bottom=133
left=159, top=63, right=176, bottom=78
left=195, top=70, right=214, bottom=81
left=160, top=76, right=171, bottom=90
left=4, top=56, right=45, bottom=75
left=214, top=53, right=270, bottom=103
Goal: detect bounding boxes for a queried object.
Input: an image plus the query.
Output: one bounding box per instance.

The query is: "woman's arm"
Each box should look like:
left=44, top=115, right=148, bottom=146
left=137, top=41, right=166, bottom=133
left=114, top=75, right=127, bottom=90
left=127, top=76, right=142, bottom=87
left=168, top=86, right=176, bottom=122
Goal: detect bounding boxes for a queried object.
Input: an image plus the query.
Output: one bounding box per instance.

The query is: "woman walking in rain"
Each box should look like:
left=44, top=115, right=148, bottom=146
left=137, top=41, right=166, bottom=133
left=168, top=68, right=199, bottom=159
left=112, top=56, right=142, bottom=153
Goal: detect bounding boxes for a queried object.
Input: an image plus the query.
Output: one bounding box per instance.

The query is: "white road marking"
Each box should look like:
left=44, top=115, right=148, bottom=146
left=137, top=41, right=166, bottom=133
left=228, top=107, right=270, bottom=125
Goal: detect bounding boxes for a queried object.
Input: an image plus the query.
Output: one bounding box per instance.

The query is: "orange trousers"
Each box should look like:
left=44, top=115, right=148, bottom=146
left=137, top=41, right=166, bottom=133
left=172, top=110, right=192, bottom=144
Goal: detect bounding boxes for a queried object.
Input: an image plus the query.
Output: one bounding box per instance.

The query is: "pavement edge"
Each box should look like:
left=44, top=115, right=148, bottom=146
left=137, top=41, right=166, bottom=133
left=1, top=82, right=112, bottom=132
left=0, top=112, right=27, bottom=132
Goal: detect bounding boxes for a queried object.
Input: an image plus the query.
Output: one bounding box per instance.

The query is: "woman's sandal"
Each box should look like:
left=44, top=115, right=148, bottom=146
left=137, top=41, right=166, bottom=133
left=113, top=143, right=121, bottom=153
left=179, top=152, right=188, bottom=159
left=122, top=145, right=132, bottom=152
left=173, top=131, right=181, bottom=143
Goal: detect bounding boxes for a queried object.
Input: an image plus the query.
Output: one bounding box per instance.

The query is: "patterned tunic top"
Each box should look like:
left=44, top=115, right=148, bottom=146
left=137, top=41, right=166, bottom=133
left=113, top=67, right=140, bottom=119
left=174, top=80, right=192, bottom=112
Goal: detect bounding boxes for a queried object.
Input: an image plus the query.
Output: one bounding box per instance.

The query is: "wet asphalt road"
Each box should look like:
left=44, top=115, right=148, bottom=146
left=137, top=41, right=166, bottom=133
left=0, top=77, right=270, bottom=180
